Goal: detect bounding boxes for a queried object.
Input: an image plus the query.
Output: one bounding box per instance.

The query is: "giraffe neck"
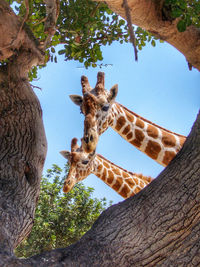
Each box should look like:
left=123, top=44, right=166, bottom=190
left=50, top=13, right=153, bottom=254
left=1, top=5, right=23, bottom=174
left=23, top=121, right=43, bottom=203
left=108, top=102, right=186, bottom=167
left=92, top=154, right=153, bottom=198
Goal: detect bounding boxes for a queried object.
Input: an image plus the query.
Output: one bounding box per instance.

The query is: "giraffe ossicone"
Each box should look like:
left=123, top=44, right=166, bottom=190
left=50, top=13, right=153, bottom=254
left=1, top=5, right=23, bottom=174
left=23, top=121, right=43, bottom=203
left=70, top=72, right=186, bottom=167
left=60, top=138, right=153, bottom=199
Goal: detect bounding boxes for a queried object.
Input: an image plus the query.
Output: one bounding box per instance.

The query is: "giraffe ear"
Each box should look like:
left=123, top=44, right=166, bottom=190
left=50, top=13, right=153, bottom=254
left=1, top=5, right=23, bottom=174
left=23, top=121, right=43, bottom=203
left=60, top=150, right=71, bottom=160
left=108, top=84, right=118, bottom=103
left=69, top=95, right=83, bottom=106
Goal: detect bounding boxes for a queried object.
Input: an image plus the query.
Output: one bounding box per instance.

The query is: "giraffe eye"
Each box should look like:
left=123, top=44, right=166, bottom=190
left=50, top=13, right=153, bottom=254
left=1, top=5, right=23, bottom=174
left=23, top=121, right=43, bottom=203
left=82, top=160, right=89, bottom=165
left=101, top=105, right=109, bottom=112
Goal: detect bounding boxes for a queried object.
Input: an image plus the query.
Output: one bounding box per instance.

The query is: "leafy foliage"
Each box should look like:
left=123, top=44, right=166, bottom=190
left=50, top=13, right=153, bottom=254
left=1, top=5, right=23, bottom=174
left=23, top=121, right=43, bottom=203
left=5, top=0, right=199, bottom=80
left=6, top=0, right=158, bottom=80
left=164, top=0, right=200, bottom=32
left=15, top=164, right=109, bottom=258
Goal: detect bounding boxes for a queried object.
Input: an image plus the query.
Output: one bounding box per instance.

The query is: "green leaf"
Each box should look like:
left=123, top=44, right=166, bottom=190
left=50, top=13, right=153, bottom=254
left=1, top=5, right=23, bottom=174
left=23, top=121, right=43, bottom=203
left=151, top=40, right=156, bottom=47
left=177, top=19, right=187, bottom=32
left=58, top=50, right=65, bottom=55
left=119, top=19, right=125, bottom=26
left=51, top=47, right=56, bottom=53
left=171, top=8, right=182, bottom=18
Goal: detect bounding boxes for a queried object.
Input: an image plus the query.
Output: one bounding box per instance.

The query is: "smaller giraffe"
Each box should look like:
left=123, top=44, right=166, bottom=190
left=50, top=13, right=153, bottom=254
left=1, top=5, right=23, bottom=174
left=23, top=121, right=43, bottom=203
left=70, top=72, right=186, bottom=167
left=60, top=138, right=153, bottom=199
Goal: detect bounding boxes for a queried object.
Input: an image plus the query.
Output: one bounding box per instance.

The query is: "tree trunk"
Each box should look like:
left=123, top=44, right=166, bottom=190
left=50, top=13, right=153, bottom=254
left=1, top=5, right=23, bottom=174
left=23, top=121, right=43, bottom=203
left=0, top=2, right=47, bottom=262
left=0, top=53, right=47, bottom=265
left=2, top=111, right=200, bottom=266
left=96, top=0, right=200, bottom=71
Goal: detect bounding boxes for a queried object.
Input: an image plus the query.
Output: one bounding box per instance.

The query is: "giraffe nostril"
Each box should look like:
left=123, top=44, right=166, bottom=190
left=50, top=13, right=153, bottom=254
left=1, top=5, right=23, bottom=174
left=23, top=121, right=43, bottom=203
left=90, top=135, right=94, bottom=142
left=84, top=136, right=89, bottom=144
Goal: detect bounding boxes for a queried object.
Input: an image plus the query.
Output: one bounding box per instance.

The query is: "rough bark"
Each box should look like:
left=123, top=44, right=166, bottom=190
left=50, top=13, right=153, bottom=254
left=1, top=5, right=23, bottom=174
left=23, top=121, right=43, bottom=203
left=2, top=111, right=199, bottom=266
left=96, top=0, right=200, bottom=71
left=0, top=0, right=47, bottom=263
left=0, top=58, right=47, bottom=263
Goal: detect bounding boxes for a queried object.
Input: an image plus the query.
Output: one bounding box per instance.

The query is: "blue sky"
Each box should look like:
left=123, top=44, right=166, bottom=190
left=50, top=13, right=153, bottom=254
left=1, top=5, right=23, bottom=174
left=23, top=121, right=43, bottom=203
left=34, top=40, right=200, bottom=204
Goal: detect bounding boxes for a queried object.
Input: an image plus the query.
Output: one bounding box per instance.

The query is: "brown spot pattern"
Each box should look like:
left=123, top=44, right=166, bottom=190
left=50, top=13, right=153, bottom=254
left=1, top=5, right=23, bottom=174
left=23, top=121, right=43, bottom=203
left=145, top=140, right=161, bottom=159
left=163, top=151, right=176, bottom=166
left=103, top=161, right=110, bottom=169
left=112, top=178, right=123, bottom=192
left=127, top=132, right=133, bottom=140
left=102, top=168, right=107, bottom=181
left=107, top=176, right=114, bottom=185
left=126, top=178, right=135, bottom=187
left=147, top=125, right=159, bottom=139
left=130, top=139, right=141, bottom=148
left=131, top=129, right=145, bottom=147
left=115, top=116, right=126, bottom=131
left=108, top=170, right=114, bottom=180
left=126, top=113, right=134, bottom=123
left=112, top=167, right=121, bottom=176
left=122, top=125, right=131, bottom=135
left=122, top=172, right=129, bottom=178
left=135, top=129, right=145, bottom=142
left=135, top=187, right=140, bottom=194
left=136, top=118, right=145, bottom=129
left=120, top=184, right=129, bottom=198
left=139, top=181, right=145, bottom=188
left=162, top=131, right=176, bottom=147
left=97, top=164, right=103, bottom=172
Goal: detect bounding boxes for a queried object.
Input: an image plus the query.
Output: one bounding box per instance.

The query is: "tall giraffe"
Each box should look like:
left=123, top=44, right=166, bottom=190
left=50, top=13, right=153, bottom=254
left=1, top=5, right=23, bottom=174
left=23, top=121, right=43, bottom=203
left=70, top=72, right=186, bottom=167
left=60, top=138, right=153, bottom=198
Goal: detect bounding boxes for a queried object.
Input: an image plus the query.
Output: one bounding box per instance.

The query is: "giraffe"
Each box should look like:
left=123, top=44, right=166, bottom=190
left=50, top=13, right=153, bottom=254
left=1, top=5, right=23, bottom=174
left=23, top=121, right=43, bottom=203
left=60, top=138, right=153, bottom=199
left=70, top=72, right=186, bottom=167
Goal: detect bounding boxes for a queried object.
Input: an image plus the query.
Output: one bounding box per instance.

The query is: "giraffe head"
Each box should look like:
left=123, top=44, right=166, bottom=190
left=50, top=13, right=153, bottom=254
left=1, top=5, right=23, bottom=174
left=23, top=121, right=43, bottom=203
left=60, top=138, right=96, bottom=193
left=70, top=72, right=118, bottom=153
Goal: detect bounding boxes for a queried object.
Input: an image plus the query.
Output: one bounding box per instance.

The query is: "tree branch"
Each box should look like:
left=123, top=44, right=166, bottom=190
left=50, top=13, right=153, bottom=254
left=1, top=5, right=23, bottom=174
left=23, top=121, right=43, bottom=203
left=43, top=0, right=60, bottom=49
left=95, top=0, right=200, bottom=71
left=0, top=0, right=29, bottom=52
left=122, top=0, right=138, bottom=61
left=0, top=0, right=44, bottom=70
